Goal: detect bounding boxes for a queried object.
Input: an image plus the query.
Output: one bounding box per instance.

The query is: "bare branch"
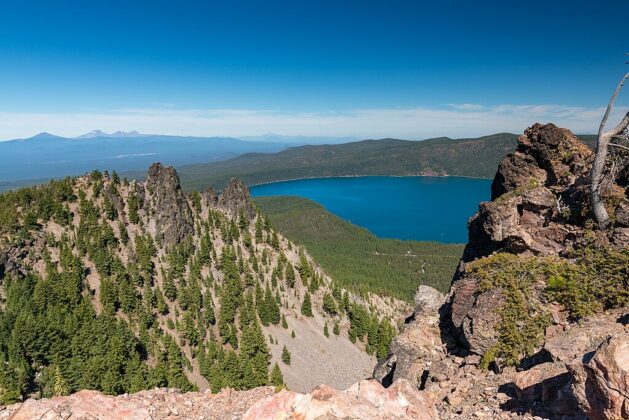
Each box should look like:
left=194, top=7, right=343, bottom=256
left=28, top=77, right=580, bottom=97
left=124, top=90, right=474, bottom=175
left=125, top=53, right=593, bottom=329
left=598, top=72, right=629, bottom=137
left=591, top=71, right=629, bottom=228
left=606, top=111, right=629, bottom=138
left=608, top=142, right=629, bottom=152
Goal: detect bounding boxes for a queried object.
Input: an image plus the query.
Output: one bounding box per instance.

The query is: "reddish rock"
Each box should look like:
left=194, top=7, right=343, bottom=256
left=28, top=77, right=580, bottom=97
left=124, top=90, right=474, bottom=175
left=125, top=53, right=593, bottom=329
left=570, top=332, right=629, bottom=420
left=513, top=362, right=569, bottom=402
left=244, top=379, right=438, bottom=420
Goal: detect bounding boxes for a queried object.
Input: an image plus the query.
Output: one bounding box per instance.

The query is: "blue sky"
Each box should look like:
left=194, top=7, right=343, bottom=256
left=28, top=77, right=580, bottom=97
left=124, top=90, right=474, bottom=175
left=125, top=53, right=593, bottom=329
left=0, top=0, right=627, bottom=139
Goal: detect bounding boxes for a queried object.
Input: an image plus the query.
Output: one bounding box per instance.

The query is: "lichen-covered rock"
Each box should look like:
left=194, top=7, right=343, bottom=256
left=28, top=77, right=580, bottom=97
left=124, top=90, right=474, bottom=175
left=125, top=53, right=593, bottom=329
left=218, top=178, right=256, bottom=219
left=569, top=332, right=629, bottom=420
left=143, top=162, right=194, bottom=248
left=244, top=379, right=438, bottom=420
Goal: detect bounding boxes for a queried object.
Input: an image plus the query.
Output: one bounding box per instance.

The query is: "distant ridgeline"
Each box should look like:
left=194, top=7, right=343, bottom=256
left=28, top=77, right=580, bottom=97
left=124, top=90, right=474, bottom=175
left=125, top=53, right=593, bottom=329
left=174, top=134, right=597, bottom=191
left=0, top=164, right=409, bottom=403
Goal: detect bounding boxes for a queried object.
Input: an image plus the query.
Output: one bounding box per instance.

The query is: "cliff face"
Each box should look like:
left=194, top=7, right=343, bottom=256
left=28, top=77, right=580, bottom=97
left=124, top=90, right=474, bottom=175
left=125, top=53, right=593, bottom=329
left=143, top=162, right=194, bottom=248
left=463, top=123, right=627, bottom=265
left=374, top=123, right=629, bottom=419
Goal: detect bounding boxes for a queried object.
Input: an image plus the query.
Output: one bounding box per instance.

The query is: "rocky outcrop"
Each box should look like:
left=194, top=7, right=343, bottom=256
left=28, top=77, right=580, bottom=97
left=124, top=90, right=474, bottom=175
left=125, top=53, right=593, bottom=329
left=373, top=124, right=628, bottom=419
left=463, top=123, right=594, bottom=264
left=1, top=387, right=276, bottom=420
left=373, top=286, right=446, bottom=388
left=244, top=379, right=437, bottom=420
left=218, top=178, right=256, bottom=219
left=1, top=380, right=437, bottom=420
left=450, top=124, right=629, bottom=355
left=569, top=332, right=629, bottom=420
left=143, top=163, right=194, bottom=247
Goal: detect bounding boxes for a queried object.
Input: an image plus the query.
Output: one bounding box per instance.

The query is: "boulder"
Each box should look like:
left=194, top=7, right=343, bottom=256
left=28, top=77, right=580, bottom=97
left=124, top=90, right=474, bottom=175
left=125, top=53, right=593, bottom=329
left=513, top=362, right=569, bottom=402
left=461, top=288, right=504, bottom=355
left=373, top=286, right=446, bottom=388
left=570, top=332, right=629, bottom=420
left=544, top=314, right=626, bottom=363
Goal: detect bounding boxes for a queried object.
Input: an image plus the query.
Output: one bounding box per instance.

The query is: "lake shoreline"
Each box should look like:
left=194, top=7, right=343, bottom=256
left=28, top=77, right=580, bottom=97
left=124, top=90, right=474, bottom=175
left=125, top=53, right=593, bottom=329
left=250, top=176, right=490, bottom=243
left=247, top=173, right=492, bottom=188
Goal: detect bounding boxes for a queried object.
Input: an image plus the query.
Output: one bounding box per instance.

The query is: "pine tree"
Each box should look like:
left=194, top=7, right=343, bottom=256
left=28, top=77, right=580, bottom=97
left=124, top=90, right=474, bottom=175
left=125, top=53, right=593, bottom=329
left=52, top=365, right=69, bottom=396
left=281, top=345, right=291, bottom=365
left=281, top=314, right=288, bottom=329
left=255, top=216, right=263, bottom=241
left=269, top=363, right=285, bottom=388
left=240, top=320, right=271, bottom=388
left=301, top=292, right=313, bottom=317
left=128, top=194, right=140, bottom=224
left=323, top=322, right=329, bottom=337
left=333, top=321, right=340, bottom=336
left=322, top=292, right=337, bottom=316
left=285, top=263, right=295, bottom=288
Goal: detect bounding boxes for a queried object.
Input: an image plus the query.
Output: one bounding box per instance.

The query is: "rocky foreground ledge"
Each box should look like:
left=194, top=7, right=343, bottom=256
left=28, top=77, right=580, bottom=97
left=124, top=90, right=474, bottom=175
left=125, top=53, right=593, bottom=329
left=0, top=379, right=437, bottom=419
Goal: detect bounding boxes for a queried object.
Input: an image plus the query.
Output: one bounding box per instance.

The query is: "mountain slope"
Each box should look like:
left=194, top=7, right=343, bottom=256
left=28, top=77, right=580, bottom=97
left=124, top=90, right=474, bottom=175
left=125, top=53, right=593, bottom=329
left=175, top=134, right=520, bottom=190
left=255, top=196, right=463, bottom=300
left=0, top=164, right=408, bottom=403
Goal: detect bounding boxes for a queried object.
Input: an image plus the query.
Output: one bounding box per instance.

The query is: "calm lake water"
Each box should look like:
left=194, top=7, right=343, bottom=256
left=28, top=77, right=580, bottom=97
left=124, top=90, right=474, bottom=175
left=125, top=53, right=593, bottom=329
left=250, top=176, right=492, bottom=243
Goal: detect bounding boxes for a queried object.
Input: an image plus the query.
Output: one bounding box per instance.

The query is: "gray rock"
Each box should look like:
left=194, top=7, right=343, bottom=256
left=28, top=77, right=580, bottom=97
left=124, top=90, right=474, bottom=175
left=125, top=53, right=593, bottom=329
left=218, top=178, right=256, bottom=219
left=143, top=163, right=194, bottom=248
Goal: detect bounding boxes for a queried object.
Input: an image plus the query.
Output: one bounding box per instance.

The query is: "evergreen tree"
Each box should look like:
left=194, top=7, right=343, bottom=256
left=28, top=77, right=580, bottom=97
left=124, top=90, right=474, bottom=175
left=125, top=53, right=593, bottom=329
left=322, top=292, right=337, bottom=316
left=281, top=345, right=291, bottom=365
left=285, top=263, right=295, bottom=288
left=323, top=322, right=329, bottom=337
left=127, top=194, right=140, bottom=224
left=269, top=363, right=285, bottom=388
left=301, top=292, right=313, bottom=317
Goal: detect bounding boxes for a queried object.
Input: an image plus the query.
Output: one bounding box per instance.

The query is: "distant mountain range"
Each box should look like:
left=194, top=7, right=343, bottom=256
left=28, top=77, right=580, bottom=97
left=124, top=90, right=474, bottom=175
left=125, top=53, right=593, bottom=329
left=74, top=130, right=146, bottom=139
left=0, top=132, right=288, bottom=182
left=0, top=130, right=597, bottom=192
left=172, top=133, right=597, bottom=191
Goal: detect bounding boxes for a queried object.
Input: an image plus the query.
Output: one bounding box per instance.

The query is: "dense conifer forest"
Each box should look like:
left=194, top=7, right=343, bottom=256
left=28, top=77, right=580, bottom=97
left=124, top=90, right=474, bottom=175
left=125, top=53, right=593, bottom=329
left=0, top=167, right=404, bottom=403
left=255, top=196, right=463, bottom=300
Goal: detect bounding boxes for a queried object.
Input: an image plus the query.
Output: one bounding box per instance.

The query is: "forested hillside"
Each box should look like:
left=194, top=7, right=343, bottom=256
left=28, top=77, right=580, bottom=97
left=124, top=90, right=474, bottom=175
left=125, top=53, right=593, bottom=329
left=172, top=134, right=598, bottom=191
left=0, top=164, right=407, bottom=403
left=175, top=134, right=520, bottom=190
left=255, top=196, right=463, bottom=300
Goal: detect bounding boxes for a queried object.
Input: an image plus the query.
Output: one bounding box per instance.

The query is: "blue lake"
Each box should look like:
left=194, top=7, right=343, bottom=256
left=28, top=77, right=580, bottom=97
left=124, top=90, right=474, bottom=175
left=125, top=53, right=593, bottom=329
left=250, top=176, right=492, bottom=243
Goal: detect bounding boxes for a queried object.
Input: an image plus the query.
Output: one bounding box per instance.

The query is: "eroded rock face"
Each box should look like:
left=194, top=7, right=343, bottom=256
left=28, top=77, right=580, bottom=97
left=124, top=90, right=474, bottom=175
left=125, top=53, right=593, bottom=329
left=143, top=163, right=194, bottom=248
left=218, top=178, right=256, bottom=219
left=464, top=123, right=593, bottom=264
left=569, top=332, right=629, bottom=420
left=448, top=123, right=629, bottom=355
left=1, top=380, right=437, bottom=420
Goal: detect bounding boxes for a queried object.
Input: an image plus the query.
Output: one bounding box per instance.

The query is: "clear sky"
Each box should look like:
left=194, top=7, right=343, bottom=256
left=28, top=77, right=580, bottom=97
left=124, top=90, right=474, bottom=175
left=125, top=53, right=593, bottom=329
left=0, top=0, right=627, bottom=139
